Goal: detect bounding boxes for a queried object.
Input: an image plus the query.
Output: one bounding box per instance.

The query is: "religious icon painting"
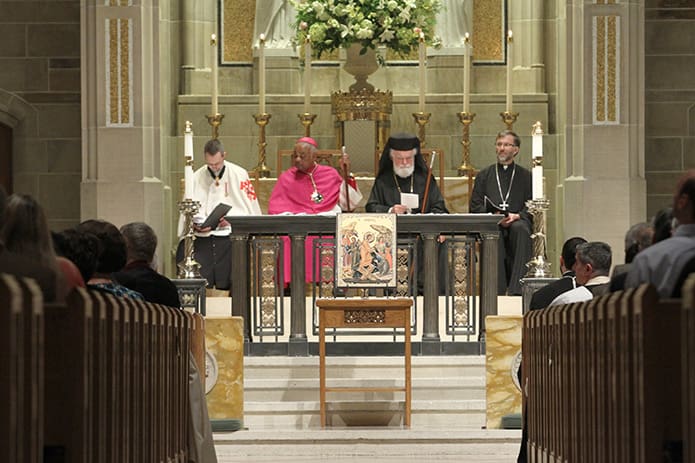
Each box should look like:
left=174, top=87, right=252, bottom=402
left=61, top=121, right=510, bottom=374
left=336, top=213, right=397, bottom=288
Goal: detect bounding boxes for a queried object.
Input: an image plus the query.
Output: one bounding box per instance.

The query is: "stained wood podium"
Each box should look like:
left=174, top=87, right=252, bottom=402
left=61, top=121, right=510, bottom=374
left=317, top=297, right=413, bottom=427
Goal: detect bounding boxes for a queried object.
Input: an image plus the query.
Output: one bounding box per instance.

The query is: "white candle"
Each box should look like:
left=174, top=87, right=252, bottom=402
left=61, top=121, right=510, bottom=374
left=184, top=121, right=193, bottom=158
left=211, top=34, right=218, bottom=115
left=259, top=33, right=266, bottom=114
left=506, top=30, right=513, bottom=113
left=532, top=134, right=543, bottom=158
left=532, top=165, right=543, bottom=200
left=304, top=39, right=311, bottom=113
left=184, top=165, right=195, bottom=200
left=463, top=32, right=471, bottom=113
left=418, top=32, right=426, bottom=112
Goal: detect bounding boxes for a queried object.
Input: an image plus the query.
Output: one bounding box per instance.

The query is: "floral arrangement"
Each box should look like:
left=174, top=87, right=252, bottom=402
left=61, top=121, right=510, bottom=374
left=290, top=0, right=442, bottom=59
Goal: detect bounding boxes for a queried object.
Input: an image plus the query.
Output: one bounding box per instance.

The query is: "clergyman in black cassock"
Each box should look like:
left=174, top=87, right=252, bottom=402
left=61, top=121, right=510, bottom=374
left=366, top=133, right=448, bottom=294
left=470, top=130, right=533, bottom=296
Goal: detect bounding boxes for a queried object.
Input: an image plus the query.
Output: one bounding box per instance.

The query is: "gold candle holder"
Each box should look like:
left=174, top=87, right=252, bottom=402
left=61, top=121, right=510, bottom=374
left=253, top=112, right=272, bottom=178
left=412, top=112, right=431, bottom=148
left=206, top=113, right=225, bottom=139
left=298, top=113, right=317, bottom=137
left=456, top=111, right=477, bottom=176
left=177, top=198, right=203, bottom=279
left=524, top=197, right=552, bottom=278
left=500, top=111, right=519, bottom=131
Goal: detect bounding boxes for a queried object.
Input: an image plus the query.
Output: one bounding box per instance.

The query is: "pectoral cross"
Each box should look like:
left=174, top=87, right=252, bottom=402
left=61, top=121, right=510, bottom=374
left=499, top=200, right=509, bottom=210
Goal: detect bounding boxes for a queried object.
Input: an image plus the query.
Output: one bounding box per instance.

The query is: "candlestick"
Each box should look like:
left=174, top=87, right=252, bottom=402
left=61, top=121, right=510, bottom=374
left=298, top=112, right=317, bottom=137
left=177, top=198, right=203, bottom=278
left=524, top=198, right=551, bottom=278
left=412, top=111, right=431, bottom=148
left=211, top=34, right=218, bottom=115
left=506, top=30, right=513, bottom=113
left=463, top=33, right=471, bottom=113
left=418, top=32, right=426, bottom=112
left=304, top=38, right=312, bottom=113
left=253, top=112, right=271, bottom=178
left=259, top=33, right=266, bottom=115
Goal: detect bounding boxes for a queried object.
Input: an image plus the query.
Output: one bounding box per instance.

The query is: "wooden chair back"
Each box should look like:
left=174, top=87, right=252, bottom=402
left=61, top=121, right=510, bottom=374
left=277, top=149, right=344, bottom=173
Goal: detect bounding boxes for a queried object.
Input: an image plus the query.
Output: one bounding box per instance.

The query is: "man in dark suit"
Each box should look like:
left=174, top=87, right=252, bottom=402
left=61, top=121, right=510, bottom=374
left=113, top=222, right=181, bottom=308
left=528, top=236, right=587, bottom=310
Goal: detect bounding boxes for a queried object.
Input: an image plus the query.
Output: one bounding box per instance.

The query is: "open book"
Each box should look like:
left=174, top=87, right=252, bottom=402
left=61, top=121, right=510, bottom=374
left=197, top=203, right=232, bottom=229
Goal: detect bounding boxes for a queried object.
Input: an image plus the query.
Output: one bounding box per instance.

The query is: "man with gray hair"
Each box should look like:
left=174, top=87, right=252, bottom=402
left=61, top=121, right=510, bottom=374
left=113, top=221, right=181, bottom=308
left=549, top=241, right=612, bottom=306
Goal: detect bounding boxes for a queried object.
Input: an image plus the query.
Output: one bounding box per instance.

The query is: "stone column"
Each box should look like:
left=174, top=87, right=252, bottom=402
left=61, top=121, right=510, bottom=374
left=558, top=1, right=646, bottom=259
left=509, top=0, right=546, bottom=93
left=81, top=0, right=166, bottom=257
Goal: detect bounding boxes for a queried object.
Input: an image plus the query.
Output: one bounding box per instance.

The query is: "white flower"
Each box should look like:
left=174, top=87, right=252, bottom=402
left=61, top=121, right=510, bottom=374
left=379, top=29, right=395, bottom=42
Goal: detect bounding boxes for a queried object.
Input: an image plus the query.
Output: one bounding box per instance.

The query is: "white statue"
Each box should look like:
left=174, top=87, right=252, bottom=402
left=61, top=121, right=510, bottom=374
left=436, top=0, right=473, bottom=48
left=254, top=0, right=296, bottom=48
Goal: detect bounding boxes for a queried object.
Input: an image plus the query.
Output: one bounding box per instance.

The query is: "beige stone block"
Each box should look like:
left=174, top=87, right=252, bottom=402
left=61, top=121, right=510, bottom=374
left=45, top=139, right=81, bottom=173
left=27, top=24, right=79, bottom=57
left=0, top=24, right=26, bottom=57
left=49, top=69, right=79, bottom=92
left=36, top=104, right=80, bottom=138
left=11, top=172, right=39, bottom=197
left=38, top=173, right=80, bottom=220
left=0, top=2, right=79, bottom=23
left=645, top=102, right=691, bottom=136
left=47, top=219, right=79, bottom=232
left=0, top=59, right=48, bottom=92
left=205, top=316, right=244, bottom=425
left=646, top=137, right=683, bottom=171
left=12, top=138, right=45, bottom=174
left=648, top=172, right=685, bottom=195
left=646, top=56, right=695, bottom=90
left=485, top=315, right=522, bottom=429
left=647, top=194, right=674, bottom=219
left=646, top=21, right=695, bottom=55
left=685, top=138, right=695, bottom=169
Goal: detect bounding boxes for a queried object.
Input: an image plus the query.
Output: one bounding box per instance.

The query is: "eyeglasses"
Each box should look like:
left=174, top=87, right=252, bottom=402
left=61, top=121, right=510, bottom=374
left=496, top=142, right=518, bottom=148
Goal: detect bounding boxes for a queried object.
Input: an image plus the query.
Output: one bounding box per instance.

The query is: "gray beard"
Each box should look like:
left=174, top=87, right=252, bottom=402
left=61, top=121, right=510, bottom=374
left=394, top=164, right=414, bottom=178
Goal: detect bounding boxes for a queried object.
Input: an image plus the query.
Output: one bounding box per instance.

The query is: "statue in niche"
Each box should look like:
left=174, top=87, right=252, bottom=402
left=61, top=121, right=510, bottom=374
left=436, top=0, right=473, bottom=48
left=254, top=0, right=296, bottom=48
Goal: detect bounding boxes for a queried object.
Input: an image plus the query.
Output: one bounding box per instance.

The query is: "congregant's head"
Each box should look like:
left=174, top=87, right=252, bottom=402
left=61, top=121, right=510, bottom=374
left=673, top=170, right=695, bottom=225
left=293, top=137, right=318, bottom=173
left=573, top=241, right=612, bottom=285
left=203, top=139, right=226, bottom=175
left=495, top=130, right=520, bottom=165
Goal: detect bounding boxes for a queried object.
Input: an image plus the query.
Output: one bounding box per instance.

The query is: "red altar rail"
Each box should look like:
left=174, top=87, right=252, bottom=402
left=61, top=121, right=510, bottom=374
left=522, top=283, right=687, bottom=463
left=0, top=273, right=204, bottom=463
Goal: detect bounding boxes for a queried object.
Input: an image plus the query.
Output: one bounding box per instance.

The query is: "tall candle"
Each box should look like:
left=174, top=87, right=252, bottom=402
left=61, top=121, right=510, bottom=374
left=304, top=38, right=312, bottom=113
left=506, top=30, right=513, bottom=113
left=532, top=165, right=543, bottom=200
left=184, top=120, right=193, bottom=158
left=463, top=32, right=471, bottom=113
left=184, top=121, right=194, bottom=199
left=531, top=121, right=544, bottom=199
left=418, top=32, right=426, bottom=112
left=259, top=33, right=266, bottom=114
left=211, top=34, right=218, bottom=115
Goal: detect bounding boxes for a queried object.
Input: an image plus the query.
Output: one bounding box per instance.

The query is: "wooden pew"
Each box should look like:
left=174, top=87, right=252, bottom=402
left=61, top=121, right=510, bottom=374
left=523, top=284, right=683, bottom=462
left=683, top=275, right=695, bottom=463
left=0, top=273, right=201, bottom=463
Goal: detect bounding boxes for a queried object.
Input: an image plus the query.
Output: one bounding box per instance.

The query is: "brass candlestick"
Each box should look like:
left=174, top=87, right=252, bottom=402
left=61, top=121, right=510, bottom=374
left=524, top=197, right=552, bottom=278
left=456, top=111, right=476, bottom=176
left=206, top=113, right=225, bottom=139
left=412, top=112, right=431, bottom=148
left=500, top=111, right=519, bottom=130
left=298, top=112, right=317, bottom=137
left=177, top=198, right=203, bottom=279
left=253, top=112, right=272, bottom=178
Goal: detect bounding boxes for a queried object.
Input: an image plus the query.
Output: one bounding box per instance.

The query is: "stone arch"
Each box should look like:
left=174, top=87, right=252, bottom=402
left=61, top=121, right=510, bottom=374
left=0, top=90, right=38, bottom=194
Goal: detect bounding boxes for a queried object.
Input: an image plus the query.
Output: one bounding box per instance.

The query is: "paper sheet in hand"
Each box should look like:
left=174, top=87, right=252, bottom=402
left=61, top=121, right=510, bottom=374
left=198, top=203, right=232, bottom=229
left=400, top=193, right=419, bottom=210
